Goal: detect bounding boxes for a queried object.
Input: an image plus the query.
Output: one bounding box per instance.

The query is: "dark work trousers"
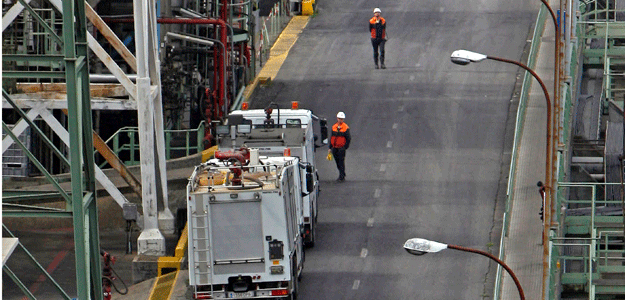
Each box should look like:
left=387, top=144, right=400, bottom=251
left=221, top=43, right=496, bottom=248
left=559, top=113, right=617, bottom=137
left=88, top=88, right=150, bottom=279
left=332, top=148, right=346, bottom=180
left=371, top=38, right=386, bottom=65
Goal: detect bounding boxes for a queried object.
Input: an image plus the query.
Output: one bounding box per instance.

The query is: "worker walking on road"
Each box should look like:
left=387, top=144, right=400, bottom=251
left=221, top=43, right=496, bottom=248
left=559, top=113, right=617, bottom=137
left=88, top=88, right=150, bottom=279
left=369, top=7, right=387, bottom=69
left=329, top=112, right=351, bottom=182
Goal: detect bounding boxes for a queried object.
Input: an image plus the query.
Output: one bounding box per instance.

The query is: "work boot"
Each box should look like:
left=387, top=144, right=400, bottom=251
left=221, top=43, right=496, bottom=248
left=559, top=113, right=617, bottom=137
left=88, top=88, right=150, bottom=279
left=375, top=63, right=379, bottom=69
left=381, top=63, right=386, bottom=69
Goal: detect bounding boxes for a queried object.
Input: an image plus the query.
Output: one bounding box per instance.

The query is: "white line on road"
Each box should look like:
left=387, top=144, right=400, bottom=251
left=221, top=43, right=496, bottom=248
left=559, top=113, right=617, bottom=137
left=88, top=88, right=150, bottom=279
left=374, top=189, right=381, bottom=198
left=387, top=141, right=392, bottom=148
left=379, top=164, right=386, bottom=172
left=352, top=280, right=360, bottom=290
left=367, top=218, right=374, bottom=227
left=360, top=248, right=368, bottom=258
left=398, top=105, right=404, bottom=112
left=392, top=123, right=398, bottom=129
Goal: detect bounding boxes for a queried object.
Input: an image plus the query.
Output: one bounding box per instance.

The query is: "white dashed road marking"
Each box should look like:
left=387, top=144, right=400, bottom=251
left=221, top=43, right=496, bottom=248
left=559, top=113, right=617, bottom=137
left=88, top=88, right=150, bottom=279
left=352, top=280, right=360, bottom=290
left=379, top=164, right=386, bottom=172
left=367, top=218, right=375, bottom=227
left=387, top=141, right=393, bottom=148
left=360, top=248, right=368, bottom=258
left=374, top=189, right=381, bottom=198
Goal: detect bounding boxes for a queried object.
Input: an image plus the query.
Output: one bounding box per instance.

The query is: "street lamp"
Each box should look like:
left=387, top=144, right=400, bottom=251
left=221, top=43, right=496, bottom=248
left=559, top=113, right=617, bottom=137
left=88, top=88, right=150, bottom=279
left=404, top=238, right=525, bottom=300
left=450, top=49, right=552, bottom=250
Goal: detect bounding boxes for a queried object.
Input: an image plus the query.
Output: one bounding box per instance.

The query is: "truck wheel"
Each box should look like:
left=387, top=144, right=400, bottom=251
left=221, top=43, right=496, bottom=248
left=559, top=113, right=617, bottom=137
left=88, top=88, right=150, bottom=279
left=290, top=283, right=298, bottom=300
left=307, top=219, right=316, bottom=248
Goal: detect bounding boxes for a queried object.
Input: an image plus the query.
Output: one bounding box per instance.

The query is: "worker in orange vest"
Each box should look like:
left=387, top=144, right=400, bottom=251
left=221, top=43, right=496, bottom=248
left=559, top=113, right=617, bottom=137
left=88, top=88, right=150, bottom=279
left=369, top=8, right=387, bottom=69
left=328, top=112, right=351, bottom=182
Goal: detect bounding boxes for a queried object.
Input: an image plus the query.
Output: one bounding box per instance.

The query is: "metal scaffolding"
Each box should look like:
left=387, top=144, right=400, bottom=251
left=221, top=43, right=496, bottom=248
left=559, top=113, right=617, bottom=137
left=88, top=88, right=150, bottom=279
left=2, top=0, right=103, bottom=299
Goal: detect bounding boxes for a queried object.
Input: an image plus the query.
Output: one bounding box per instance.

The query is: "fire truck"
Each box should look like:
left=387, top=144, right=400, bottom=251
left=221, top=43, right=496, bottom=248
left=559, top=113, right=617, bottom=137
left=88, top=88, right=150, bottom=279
left=217, top=103, right=327, bottom=246
left=187, top=147, right=310, bottom=299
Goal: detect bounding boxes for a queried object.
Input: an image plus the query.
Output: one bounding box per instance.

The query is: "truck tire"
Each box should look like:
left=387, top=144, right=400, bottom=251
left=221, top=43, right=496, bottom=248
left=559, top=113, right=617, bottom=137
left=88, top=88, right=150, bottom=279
left=307, top=219, right=316, bottom=247
left=290, top=281, right=298, bottom=300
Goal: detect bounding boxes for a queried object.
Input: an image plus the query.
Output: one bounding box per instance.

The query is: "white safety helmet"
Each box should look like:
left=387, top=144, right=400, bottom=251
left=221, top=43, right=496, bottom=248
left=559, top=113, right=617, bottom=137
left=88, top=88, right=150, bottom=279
left=373, top=8, right=381, bottom=13
left=337, top=112, right=346, bottom=119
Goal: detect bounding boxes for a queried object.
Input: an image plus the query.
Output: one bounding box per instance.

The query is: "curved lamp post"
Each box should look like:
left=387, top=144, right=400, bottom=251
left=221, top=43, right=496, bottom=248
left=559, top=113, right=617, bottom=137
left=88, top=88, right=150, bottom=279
left=404, top=238, right=525, bottom=300
left=450, top=49, right=552, bottom=248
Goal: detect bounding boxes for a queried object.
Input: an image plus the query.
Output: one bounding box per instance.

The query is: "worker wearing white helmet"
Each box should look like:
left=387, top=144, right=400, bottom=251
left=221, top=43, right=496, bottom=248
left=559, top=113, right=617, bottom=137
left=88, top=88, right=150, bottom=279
left=369, top=8, right=387, bottom=69
left=328, top=112, right=351, bottom=182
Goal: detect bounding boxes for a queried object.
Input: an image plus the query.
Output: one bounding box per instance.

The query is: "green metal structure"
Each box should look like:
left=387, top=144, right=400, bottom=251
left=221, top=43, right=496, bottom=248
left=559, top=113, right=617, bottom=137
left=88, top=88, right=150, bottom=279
left=546, top=0, right=625, bottom=299
left=99, top=121, right=206, bottom=167
left=2, top=0, right=103, bottom=299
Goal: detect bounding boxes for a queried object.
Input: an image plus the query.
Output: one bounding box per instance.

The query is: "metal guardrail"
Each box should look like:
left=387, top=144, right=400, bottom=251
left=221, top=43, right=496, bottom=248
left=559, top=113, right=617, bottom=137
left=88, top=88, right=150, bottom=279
left=258, top=2, right=290, bottom=67
left=553, top=182, right=625, bottom=299
left=493, top=6, right=548, bottom=300
left=97, top=121, right=206, bottom=167
left=546, top=1, right=625, bottom=298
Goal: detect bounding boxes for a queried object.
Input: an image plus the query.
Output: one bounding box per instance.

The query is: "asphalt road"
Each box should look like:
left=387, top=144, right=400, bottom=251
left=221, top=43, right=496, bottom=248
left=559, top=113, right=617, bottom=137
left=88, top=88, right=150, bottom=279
left=251, top=0, right=539, bottom=299
left=2, top=0, right=539, bottom=299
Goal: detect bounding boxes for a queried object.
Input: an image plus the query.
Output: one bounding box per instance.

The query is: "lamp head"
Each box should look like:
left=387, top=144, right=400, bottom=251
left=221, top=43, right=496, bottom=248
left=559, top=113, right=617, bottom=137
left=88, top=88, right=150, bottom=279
left=450, top=50, right=487, bottom=65
left=403, top=238, right=448, bottom=256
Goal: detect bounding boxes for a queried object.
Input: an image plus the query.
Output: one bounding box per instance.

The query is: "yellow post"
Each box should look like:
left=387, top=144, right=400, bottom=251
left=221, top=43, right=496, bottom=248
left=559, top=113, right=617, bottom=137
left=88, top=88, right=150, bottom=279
left=302, top=0, right=314, bottom=15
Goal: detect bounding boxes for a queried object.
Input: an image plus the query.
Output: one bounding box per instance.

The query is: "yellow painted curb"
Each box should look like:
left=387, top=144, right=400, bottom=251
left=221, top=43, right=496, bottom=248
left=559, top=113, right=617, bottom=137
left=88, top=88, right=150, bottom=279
left=242, top=16, right=310, bottom=103
left=174, top=223, right=188, bottom=258
left=201, top=145, right=219, bottom=163
left=148, top=271, right=178, bottom=300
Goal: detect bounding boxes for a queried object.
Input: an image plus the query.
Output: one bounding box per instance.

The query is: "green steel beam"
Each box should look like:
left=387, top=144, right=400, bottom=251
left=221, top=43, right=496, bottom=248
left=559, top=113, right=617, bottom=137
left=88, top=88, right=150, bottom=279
left=3, top=225, right=72, bottom=299
left=1, top=122, right=71, bottom=203
left=2, top=71, right=66, bottom=78
left=3, top=266, right=36, bottom=300
left=2, top=54, right=65, bottom=62
left=3, top=0, right=102, bottom=298
left=77, top=0, right=103, bottom=295
left=3, top=203, right=70, bottom=211
left=2, top=190, right=69, bottom=202
left=75, top=56, right=86, bottom=73
left=583, top=48, right=625, bottom=58
left=64, top=0, right=87, bottom=298
left=16, top=0, right=63, bottom=46
left=2, top=210, right=73, bottom=218
left=82, top=192, right=94, bottom=212
left=3, top=90, right=71, bottom=169
left=63, top=0, right=102, bottom=298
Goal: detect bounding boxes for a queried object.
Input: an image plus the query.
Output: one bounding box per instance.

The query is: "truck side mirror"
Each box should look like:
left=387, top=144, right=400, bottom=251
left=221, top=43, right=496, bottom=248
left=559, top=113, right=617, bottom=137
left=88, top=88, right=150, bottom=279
left=306, top=173, right=314, bottom=193
left=320, top=119, right=328, bottom=143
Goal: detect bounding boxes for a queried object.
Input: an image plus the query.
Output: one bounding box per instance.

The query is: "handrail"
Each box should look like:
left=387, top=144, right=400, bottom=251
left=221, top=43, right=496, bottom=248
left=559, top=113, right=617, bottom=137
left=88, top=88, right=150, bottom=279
left=258, top=3, right=285, bottom=65
left=97, top=121, right=206, bottom=167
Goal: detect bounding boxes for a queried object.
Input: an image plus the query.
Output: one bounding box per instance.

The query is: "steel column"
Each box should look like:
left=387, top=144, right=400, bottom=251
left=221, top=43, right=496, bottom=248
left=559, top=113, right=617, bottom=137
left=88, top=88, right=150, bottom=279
left=135, top=0, right=167, bottom=255
left=147, top=0, right=174, bottom=235
left=62, top=0, right=102, bottom=298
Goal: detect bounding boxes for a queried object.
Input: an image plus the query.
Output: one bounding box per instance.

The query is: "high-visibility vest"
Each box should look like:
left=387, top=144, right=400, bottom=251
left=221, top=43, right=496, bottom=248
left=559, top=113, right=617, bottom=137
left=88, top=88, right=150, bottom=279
left=369, top=17, right=386, bottom=39
left=331, top=123, right=349, bottom=148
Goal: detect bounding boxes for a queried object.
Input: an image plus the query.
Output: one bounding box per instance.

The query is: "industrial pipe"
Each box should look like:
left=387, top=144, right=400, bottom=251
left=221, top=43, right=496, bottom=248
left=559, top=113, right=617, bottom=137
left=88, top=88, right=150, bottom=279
left=104, top=17, right=230, bottom=117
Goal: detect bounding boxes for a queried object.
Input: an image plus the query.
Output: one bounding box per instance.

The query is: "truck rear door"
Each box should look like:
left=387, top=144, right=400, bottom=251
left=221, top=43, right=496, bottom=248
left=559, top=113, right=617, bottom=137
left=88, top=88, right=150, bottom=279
left=210, top=198, right=265, bottom=275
